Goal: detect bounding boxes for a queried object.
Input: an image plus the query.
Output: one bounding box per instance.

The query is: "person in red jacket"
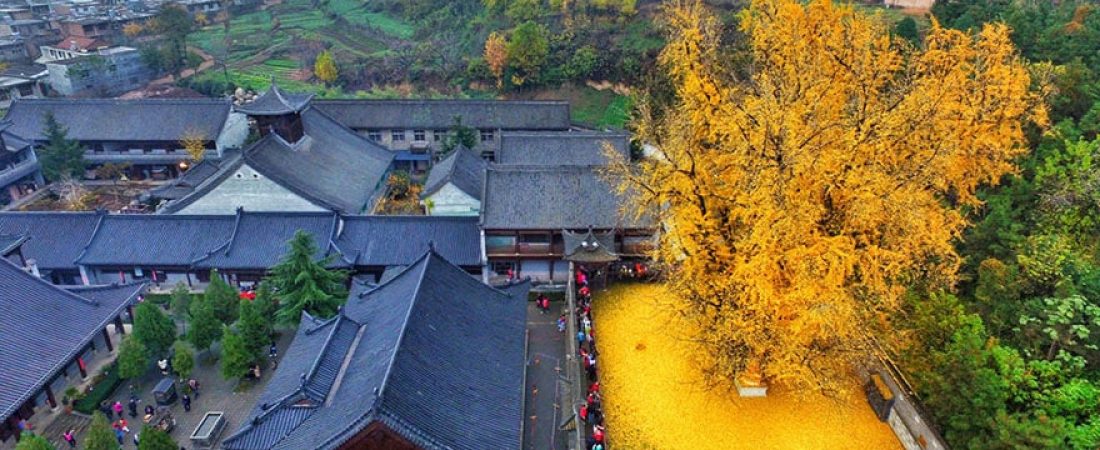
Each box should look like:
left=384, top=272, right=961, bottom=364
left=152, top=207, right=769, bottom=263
left=579, top=403, right=589, bottom=422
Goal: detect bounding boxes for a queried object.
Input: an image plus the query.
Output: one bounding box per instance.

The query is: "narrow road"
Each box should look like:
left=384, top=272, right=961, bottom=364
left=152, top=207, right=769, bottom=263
left=148, top=46, right=217, bottom=86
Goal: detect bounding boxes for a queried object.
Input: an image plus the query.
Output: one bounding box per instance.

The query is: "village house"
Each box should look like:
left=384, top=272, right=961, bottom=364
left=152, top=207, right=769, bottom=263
left=0, top=253, right=145, bottom=442
left=0, top=63, right=46, bottom=109
left=3, top=98, right=249, bottom=180
left=220, top=248, right=528, bottom=450
left=43, top=45, right=153, bottom=96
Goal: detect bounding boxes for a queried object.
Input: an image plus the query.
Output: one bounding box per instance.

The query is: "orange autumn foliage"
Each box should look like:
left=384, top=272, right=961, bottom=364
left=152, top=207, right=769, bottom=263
left=484, top=32, right=508, bottom=89
left=612, top=0, right=1046, bottom=393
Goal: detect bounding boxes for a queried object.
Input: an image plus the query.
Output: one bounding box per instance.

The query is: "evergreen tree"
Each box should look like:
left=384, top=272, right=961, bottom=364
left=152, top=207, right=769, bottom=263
left=169, top=282, right=191, bottom=322
left=220, top=325, right=252, bottom=380
left=117, top=335, right=148, bottom=380
left=187, top=294, right=222, bottom=352
left=267, top=231, right=348, bottom=324
left=171, top=340, right=195, bottom=379
left=14, top=434, right=55, bottom=450
left=38, top=112, right=85, bottom=182
left=137, top=427, right=177, bottom=450
left=82, top=412, right=117, bottom=450
left=237, top=297, right=270, bottom=363
left=442, top=116, right=477, bottom=154
left=205, top=270, right=239, bottom=325
left=132, top=301, right=176, bottom=358
left=253, top=282, right=279, bottom=324
left=505, top=21, right=549, bottom=86
left=894, top=17, right=920, bottom=46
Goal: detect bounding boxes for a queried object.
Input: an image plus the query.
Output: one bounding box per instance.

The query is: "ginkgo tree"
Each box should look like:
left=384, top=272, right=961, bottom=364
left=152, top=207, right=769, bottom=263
left=612, top=0, right=1046, bottom=394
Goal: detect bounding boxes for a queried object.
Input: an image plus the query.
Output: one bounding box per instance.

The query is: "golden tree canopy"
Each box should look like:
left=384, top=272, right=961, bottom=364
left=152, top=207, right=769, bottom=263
left=179, top=129, right=207, bottom=162
left=314, top=50, right=338, bottom=85
left=616, top=0, right=1045, bottom=393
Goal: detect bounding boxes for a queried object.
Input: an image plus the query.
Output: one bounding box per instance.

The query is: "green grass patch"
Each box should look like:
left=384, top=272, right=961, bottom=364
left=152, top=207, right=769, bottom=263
left=569, top=87, right=634, bottom=129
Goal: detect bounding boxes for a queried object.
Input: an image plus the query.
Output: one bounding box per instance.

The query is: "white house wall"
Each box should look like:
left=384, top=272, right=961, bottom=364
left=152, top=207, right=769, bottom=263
left=215, top=112, right=250, bottom=155
left=174, top=163, right=328, bottom=214
left=423, top=183, right=480, bottom=216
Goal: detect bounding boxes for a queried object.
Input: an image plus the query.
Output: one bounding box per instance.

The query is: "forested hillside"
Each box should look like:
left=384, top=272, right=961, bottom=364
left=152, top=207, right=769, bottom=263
left=897, top=1, right=1100, bottom=447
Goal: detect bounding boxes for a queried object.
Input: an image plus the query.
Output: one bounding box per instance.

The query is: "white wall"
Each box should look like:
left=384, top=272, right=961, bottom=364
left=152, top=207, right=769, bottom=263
left=215, top=112, right=250, bottom=155
left=174, top=163, right=328, bottom=214
left=423, top=183, right=480, bottom=216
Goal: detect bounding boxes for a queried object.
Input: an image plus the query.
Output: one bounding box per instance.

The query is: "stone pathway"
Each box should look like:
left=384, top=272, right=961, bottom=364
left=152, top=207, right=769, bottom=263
left=524, top=300, right=569, bottom=450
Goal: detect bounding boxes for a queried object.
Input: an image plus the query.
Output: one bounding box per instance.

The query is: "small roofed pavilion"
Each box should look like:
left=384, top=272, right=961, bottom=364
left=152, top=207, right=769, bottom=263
left=563, top=228, right=619, bottom=289
left=0, top=258, right=145, bottom=442
left=236, top=79, right=315, bottom=143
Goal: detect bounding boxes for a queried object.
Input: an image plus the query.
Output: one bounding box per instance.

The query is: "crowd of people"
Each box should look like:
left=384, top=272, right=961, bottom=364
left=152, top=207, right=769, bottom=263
left=573, top=266, right=608, bottom=450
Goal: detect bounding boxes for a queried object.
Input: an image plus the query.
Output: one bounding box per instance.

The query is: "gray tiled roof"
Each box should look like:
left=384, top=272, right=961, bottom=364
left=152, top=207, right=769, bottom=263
left=0, top=212, right=481, bottom=271
left=240, top=108, right=394, bottom=214
left=332, top=215, right=482, bottom=267
left=75, top=214, right=237, bottom=266
left=3, top=98, right=231, bottom=142
left=0, top=232, right=27, bottom=255
left=0, top=259, right=145, bottom=420
left=223, top=250, right=528, bottom=450
left=496, top=131, right=630, bottom=166
left=481, top=165, right=649, bottom=230
left=421, top=147, right=486, bottom=200
left=0, top=212, right=101, bottom=269
left=194, top=211, right=340, bottom=270
left=235, top=83, right=314, bottom=116
left=313, top=99, right=571, bottom=130
left=148, top=152, right=238, bottom=201
left=562, top=228, right=619, bottom=262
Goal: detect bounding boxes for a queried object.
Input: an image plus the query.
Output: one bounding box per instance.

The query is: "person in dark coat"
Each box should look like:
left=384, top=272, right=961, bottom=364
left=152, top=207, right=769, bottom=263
left=181, top=393, right=191, bottom=412
left=127, top=396, right=139, bottom=417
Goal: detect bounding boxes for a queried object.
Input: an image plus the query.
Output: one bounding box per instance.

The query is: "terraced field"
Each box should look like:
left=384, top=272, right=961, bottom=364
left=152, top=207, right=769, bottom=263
left=189, top=0, right=411, bottom=93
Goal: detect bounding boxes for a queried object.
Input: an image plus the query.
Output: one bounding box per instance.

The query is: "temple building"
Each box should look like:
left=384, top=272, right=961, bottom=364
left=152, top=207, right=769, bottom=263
left=154, top=85, right=394, bottom=215
left=2, top=98, right=248, bottom=180
left=221, top=249, right=529, bottom=450
left=419, top=147, right=485, bottom=217
left=0, top=256, right=145, bottom=442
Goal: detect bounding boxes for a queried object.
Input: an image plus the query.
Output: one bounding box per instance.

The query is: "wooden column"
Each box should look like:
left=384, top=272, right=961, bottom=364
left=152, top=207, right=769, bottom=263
left=44, top=385, right=57, bottom=409
left=102, top=329, right=114, bottom=353
left=77, top=357, right=88, bottom=379
left=114, top=316, right=125, bottom=335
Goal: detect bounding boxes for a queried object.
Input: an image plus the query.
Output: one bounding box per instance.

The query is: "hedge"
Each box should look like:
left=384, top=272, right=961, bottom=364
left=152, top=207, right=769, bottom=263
left=74, top=363, right=122, bottom=415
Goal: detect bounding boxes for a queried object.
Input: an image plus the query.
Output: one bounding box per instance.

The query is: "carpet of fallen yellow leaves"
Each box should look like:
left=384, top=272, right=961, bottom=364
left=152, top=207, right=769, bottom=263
left=592, top=283, right=903, bottom=450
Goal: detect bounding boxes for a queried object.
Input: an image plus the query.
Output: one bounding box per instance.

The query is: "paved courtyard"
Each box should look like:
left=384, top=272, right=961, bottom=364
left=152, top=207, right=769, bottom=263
left=524, top=300, right=570, bottom=450
left=36, top=330, right=294, bottom=449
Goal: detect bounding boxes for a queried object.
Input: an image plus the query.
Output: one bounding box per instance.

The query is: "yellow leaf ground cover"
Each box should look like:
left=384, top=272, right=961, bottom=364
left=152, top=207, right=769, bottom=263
left=592, top=283, right=903, bottom=450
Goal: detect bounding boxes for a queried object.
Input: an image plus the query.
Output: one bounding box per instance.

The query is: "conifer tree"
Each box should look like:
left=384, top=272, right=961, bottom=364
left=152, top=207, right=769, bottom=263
left=171, top=340, right=195, bottom=379
left=132, top=301, right=176, bottom=358
left=38, top=112, right=85, bottom=182
left=138, top=426, right=178, bottom=450
left=117, top=335, right=148, bottom=380
left=220, top=325, right=252, bottom=380
left=169, top=282, right=191, bottom=321
left=267, top=230, right=348, bottom=324
left=188, top=294, right=222, bottom=352
left=205, top=270, right=239, bottom=325
left=14, top=433, right=55, bottom=450
left=237, top=296, right=270, bottom=363
left=82, top=412, right=116, bottom=450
